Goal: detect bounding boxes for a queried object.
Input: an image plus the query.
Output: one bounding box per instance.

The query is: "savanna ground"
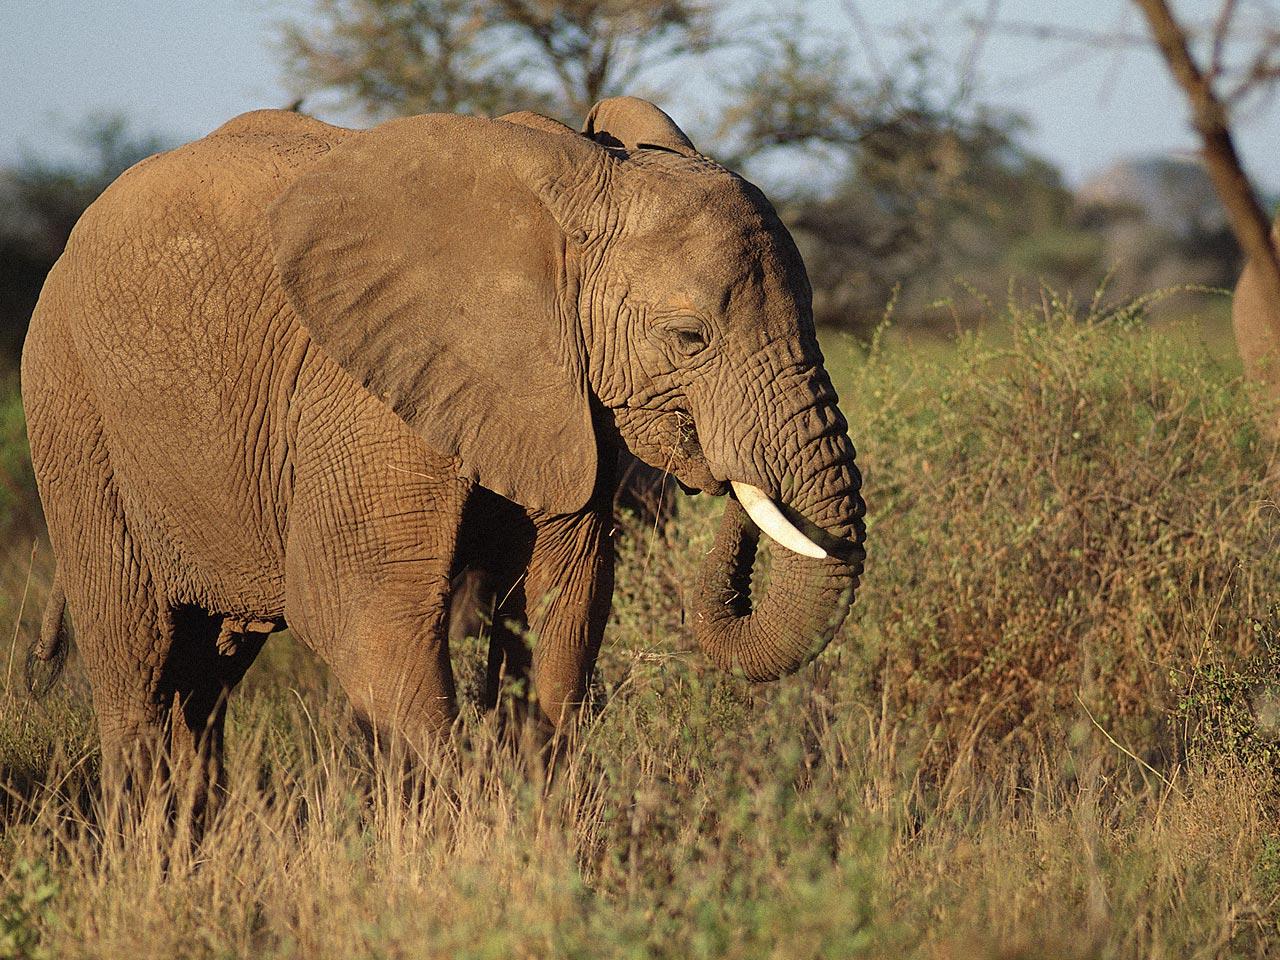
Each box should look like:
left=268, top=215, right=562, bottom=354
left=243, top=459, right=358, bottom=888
left=3, top=288, right=1280, bottom=958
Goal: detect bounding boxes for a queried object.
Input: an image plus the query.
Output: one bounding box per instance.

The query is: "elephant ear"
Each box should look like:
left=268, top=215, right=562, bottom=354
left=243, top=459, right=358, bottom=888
left=582, top=97, right=698, bottom=157
left=269, top=114, right=614, bottom=514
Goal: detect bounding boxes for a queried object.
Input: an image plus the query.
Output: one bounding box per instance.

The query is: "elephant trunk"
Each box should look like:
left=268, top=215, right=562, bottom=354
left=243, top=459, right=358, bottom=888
left=692, top=421, right=865, bottom=682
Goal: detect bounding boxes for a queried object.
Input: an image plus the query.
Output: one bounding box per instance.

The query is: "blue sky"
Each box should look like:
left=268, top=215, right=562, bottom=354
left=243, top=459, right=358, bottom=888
left=1, top=0, right=1277, bottom=189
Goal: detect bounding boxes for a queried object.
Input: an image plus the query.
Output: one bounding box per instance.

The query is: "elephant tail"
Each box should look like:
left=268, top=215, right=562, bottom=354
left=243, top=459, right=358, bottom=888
left=26, top=570, right=68, bottom=698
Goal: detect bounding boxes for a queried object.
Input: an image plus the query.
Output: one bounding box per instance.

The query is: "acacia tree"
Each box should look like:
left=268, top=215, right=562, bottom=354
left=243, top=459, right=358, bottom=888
left=719, top=17, right=1074, bottom=334
left=1131, top=0, right=1280, bottom=334
left=281, top=0, right=718, bottom=121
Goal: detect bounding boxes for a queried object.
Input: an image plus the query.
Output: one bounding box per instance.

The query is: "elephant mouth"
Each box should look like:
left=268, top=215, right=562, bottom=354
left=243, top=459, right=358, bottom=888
left=676, top=473, right=727, bottom=497
left=664, top=412, right=726, bottom=495
left=605, top=405, right=727, bottom=496
left=649, top=448, right=725, bottom=499
left=676, top=466, right=727, bottom=497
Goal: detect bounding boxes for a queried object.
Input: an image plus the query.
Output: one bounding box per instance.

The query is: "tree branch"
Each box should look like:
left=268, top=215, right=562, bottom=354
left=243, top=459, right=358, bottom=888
left=1133, top=0, right=1280, bottom=327
left=1210, top=0, right=1239, bottom=79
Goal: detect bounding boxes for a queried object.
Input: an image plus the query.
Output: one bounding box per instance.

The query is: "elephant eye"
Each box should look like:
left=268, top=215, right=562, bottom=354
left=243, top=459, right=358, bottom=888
left=676, top=329, right=706, bottom=351
left=660, top=317, right=708, bottom=358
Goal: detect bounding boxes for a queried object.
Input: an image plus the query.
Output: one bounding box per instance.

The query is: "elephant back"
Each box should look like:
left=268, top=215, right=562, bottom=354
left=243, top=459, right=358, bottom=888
left=24, top=111, right=374, bottom=615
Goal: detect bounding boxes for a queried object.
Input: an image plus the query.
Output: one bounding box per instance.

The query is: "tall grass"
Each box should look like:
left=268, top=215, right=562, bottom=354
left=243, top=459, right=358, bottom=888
left=2, top=293, right=1280, bottom=958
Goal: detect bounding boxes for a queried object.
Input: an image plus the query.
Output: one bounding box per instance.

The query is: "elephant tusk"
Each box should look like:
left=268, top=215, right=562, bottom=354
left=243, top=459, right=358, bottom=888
left=730, top=481, right=828, bottom=560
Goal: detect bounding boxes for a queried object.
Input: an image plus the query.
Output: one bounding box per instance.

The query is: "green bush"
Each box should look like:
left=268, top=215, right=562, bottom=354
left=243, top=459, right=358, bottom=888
left=0, top=382, right=39, bottom=536
left=1172, top=603, right=1280, bottom=783
left=0, top=859, right=57, bottom=960
left=834, top=292, right=1279, bottom=770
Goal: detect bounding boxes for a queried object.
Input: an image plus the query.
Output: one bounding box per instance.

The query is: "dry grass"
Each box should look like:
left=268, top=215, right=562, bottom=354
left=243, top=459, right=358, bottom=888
left=2, top=292, right=1280, bottom=958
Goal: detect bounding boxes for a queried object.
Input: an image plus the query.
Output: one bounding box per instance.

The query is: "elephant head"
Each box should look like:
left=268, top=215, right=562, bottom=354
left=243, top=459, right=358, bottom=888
left=269, top=97, right=865, bottom=681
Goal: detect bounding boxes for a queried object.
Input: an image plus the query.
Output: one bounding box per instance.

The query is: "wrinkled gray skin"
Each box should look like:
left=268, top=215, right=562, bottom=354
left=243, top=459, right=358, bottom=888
left=22, top=98, right=865, bottom=810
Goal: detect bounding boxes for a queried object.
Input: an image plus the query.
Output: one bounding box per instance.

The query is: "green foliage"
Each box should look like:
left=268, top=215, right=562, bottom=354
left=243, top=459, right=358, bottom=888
left=1172, top=606, right=1280, bottom=782
left=281, top=0, right=717, bottom=120
left=0, top=860, right=57, bottom=960
left=839, top=291, right=1277, bottom=768
left=0, top=387, right=39, bottom=536
left=1006, top=228, right=1108, bottom=287
left=1254, top=832, right=1280, bottom=907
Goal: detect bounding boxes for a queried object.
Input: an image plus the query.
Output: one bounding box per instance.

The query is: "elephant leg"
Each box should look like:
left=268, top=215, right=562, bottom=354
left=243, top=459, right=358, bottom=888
left=523, top=510, right=614, bottom=729
left=456, top=489, right=613, bottom=730
left=72, top=591, right=264, bottom=831
left=288, top=563, right=458, bottom=760
left=76, top=587, right=172, bottom=811
left=448, top=568, right=492, bottom=652
left=346, top=575, right=457, bottom=751
left=29, top=390, right=188, bottom=819
left=60, top=554, right=259, bottom=831
left=284, top=408, right=471, bottom=760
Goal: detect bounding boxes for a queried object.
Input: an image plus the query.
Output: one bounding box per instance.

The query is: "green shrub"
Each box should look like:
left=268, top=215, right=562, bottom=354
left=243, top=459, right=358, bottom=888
left=832, top=291, right=1279, bottom=771
left=1172, top=602, right=1280, bottom=783
left=0, top=859, right=57, bottom=960
left=0, top=384, right=38, bottom=537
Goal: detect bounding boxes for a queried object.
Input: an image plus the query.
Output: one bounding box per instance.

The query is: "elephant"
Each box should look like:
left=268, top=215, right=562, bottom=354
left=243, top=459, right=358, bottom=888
left=1233, top=220, right=1280, bottom=421
left=22, top=96, right=866, bottom=808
